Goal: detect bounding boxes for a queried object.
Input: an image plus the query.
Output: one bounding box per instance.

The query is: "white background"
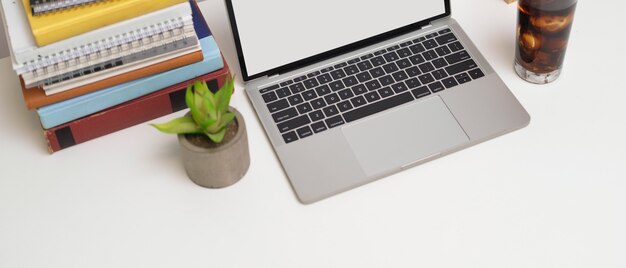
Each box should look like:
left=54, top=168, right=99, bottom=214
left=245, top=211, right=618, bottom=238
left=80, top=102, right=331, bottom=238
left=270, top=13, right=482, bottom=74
left=231, top=0, right=444, bottom=77
left=1, top=0, right=626, bottom=267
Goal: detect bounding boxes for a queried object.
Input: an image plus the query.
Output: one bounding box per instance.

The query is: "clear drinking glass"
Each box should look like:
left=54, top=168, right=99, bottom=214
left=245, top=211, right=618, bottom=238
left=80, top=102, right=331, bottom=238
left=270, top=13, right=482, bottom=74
left=514, top=0, right=577, bottom=84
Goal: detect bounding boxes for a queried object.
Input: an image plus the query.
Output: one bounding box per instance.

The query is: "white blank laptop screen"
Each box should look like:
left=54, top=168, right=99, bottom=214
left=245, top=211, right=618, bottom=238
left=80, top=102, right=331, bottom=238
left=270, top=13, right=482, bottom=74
left=230, top=0, right=446, bottom=78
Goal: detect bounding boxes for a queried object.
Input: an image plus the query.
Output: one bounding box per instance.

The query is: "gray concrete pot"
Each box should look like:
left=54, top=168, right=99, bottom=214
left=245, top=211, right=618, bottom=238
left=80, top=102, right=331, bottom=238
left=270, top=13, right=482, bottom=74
left=177, top=108, right=250, bottom=188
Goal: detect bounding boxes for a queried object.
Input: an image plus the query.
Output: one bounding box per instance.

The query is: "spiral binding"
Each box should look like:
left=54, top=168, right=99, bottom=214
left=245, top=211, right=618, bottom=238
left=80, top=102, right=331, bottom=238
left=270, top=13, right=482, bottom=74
left=30, top=0, right=105, bottom=15
left=23, top=17, right=197, bottom=88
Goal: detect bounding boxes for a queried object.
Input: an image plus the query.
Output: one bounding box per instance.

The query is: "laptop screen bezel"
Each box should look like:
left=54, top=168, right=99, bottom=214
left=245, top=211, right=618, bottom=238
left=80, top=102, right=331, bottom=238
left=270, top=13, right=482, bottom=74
left=225, top=0, right=452, bottom=82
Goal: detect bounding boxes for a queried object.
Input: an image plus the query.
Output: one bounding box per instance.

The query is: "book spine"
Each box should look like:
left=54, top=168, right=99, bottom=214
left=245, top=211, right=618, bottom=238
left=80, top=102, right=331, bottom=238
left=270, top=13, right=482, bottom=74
left=44, top=65, right=230, bottom=153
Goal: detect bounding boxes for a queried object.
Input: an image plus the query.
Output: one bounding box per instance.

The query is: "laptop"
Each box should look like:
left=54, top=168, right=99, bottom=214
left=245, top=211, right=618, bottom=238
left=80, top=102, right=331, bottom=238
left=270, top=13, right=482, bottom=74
left=225, top=0, right=530, bottom=203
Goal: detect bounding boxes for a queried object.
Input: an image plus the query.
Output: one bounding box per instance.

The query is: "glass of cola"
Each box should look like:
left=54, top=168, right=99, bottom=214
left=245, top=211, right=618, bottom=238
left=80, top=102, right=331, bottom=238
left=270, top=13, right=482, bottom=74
left=515, top=0, right=577, bottom=84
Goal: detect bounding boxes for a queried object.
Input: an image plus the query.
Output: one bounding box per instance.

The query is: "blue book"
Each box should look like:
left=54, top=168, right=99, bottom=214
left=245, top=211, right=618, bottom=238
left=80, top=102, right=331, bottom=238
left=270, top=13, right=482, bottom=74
left=37, top=0, right=224, bottom=129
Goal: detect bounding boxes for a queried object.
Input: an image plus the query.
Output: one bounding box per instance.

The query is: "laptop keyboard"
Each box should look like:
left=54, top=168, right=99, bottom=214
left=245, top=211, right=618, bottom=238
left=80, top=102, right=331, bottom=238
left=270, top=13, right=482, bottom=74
left=259, top=28, right=485, bottom=144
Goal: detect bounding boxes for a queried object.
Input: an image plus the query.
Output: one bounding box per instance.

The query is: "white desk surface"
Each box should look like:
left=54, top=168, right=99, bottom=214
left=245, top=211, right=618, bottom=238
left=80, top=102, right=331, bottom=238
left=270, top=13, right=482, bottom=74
left=1, top=1, right=625, bottom=267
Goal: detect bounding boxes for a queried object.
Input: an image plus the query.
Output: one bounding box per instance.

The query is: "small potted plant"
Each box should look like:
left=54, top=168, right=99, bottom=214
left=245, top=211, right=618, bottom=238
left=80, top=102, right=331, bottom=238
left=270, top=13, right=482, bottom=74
left=151, top=77, right=250, bottom=188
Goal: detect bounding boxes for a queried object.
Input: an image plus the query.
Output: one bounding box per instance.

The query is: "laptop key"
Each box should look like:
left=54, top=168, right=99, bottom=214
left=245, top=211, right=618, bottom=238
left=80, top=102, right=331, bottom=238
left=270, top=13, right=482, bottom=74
left=396, top=59, right=412, bottom=69
left=260, top=84, right=279, bottom=94
left=352, top=84, right=368, bottom=95
left=360, top=53, right=374, bottom=60
left=370, top=56, right=386, bottom=67
left=468, top=68, right=485, bottom=79
left=351, top=95, right=367, bottom=107
left=445, top=50, right=471, bottom=64
left=344, top=65, right=360, bottom=75
left=370, top=67, right=385, bottom=78
left=425, top=32, right=438, bottom=39
left=309, top=110, right=326, bottom=122
left=323, top=105, right=340, bottom=117
left=379, top=75, right=395, bottom=86
left=378, top=87, right=395, bottom=98
left=432, top=58, right=449, bottom=69
left=455, top=73, right=472, bottom=84
left=383, top=52, right=399, bottom=62
left=324, top=93, right=341, bottom=105
left=320, top=66, right=334, bottom=73
left=364, top=91, right=381, bottom=102
left=442, top=77, right=459, bottom=88
left=329, top=80, right=346, bottom=91
left=400, top=41, right=413, bottom=47
left=448, top=41, right=464, bottom=52
left=423, top=39, right=438, bottom=49
left=296, top=102, right=313, bottom=114
left=288, top=94, right=304, bottom=105
left=409, top=43, right=425, bottom=54
left=342, top=76, right=359, bottom=87
left=325, top=115, right=346, bottom=128
left=276, top=87, right=291, bottom=98
left=343, top=92, right=414, bottom=123
left=334, top=62, right=348, bottom=69
left=405, top=77, right=421, bottom=89
left=428, top=81, right=445, bottom=93
left=435, top=46, right=452, bottom=56
left=307, top=71, right=321, bottom=78
left=294, top=75, right=307, bottom=82
left=392, top=70, right=408, bottom=82
left=280, top=80, right=293, bottom=87
left=356, top=72, right=373, bottom=83
left=267, top=99, right=289, bottom=113
left=383, top=62, right=399, bottom=74
left=435, top=33, right=458, bottom=45
left=387, top=45, right=400, bottom=51
left=277, top=115, right=311, bottom=133
left=273, top=107, right=298, bottom=123
left=374, top=49, right=386, bottom=56
left=406, top=66, right=421, bottom=77
left=338, top=88, right=355, bottom=100
left=348, top=58, right=361, bottom=64
left=423, top=50, right=439, bottom=61
left=396, top=48, right=412, bottom=58
left=337, top=100, right=354, bottom=112
left=302, top=89, right=318, bottom=101
left=446, top=59, right=478, bottom=76
left=357, top=61, right=374, bottom=71
left=331, top=69, right=347, bottom=80
left=365, top=80, right=382, bottom=91
left=311, top=98, right=327, bottom=109
left=438, top=28, right=451, bottom=34
left=262, top=91, right=278, bottom=103
left=418, top=62, right=435, bottom=73
left=282, top=131, right=299, bottom=144
left=432, top=69, right=448, bottom=80
left=296, top=126, right=314, bottom=139
left=418, top=73, right=435, bottom=84
left=311, top=121, right=328, bottom=133
left=411, top=86, right=431, bottom=99
left=315, top=84, right=331, bottom=96
left=303, top=78, right=319, bottom=89
left=391, top=82, right=409, bottom=93
left=409, top=54, right=425, bottom=65
left=317, top=73, right=333, bottom=84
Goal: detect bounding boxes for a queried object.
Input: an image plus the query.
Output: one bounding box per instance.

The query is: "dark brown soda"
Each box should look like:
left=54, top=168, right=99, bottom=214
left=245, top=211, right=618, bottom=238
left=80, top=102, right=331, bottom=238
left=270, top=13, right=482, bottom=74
left=516, top=0, right=577, bottom=73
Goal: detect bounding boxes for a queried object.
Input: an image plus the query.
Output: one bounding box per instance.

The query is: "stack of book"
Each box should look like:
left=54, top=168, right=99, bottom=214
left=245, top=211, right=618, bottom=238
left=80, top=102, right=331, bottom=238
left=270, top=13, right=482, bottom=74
left=0, top=0, right=230, bottom=153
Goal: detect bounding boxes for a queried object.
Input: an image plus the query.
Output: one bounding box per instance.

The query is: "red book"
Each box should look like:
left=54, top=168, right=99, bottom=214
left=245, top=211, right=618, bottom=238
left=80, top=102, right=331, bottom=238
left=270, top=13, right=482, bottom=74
left=44, top=61, right=231, bottom=153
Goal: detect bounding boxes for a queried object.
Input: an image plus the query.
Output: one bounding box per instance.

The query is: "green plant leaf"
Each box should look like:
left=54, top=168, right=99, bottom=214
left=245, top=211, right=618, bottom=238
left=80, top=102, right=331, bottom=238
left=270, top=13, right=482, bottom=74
left=187, top=86, right=204, bottom=126
left=199, top=117, right=217, bottom=130
left=221, top=111, right=236, bottom=128
left=217, top=78, right=234, bottom=114
left=206, top=128, right=227, bottom=143
left=150, top=115, right=202, bottom=134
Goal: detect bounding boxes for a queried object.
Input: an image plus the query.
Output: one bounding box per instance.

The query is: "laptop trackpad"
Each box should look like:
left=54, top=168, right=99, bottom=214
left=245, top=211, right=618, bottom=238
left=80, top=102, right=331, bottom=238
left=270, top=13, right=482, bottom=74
left=342, top=96, right=469, bottom=176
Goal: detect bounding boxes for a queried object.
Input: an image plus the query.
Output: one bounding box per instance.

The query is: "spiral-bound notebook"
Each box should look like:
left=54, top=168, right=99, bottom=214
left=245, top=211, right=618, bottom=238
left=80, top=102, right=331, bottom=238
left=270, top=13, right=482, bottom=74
left=29, top=0, right=104, bottom=15
left=1, top=1, right=193, bottom=74
left=20, top=16, right=198, bottom=90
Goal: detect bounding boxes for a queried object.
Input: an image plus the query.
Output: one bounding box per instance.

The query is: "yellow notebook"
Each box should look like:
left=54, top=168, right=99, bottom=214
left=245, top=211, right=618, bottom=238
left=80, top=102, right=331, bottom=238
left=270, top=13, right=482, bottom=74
left=23, top=0, right=187, bottom=47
